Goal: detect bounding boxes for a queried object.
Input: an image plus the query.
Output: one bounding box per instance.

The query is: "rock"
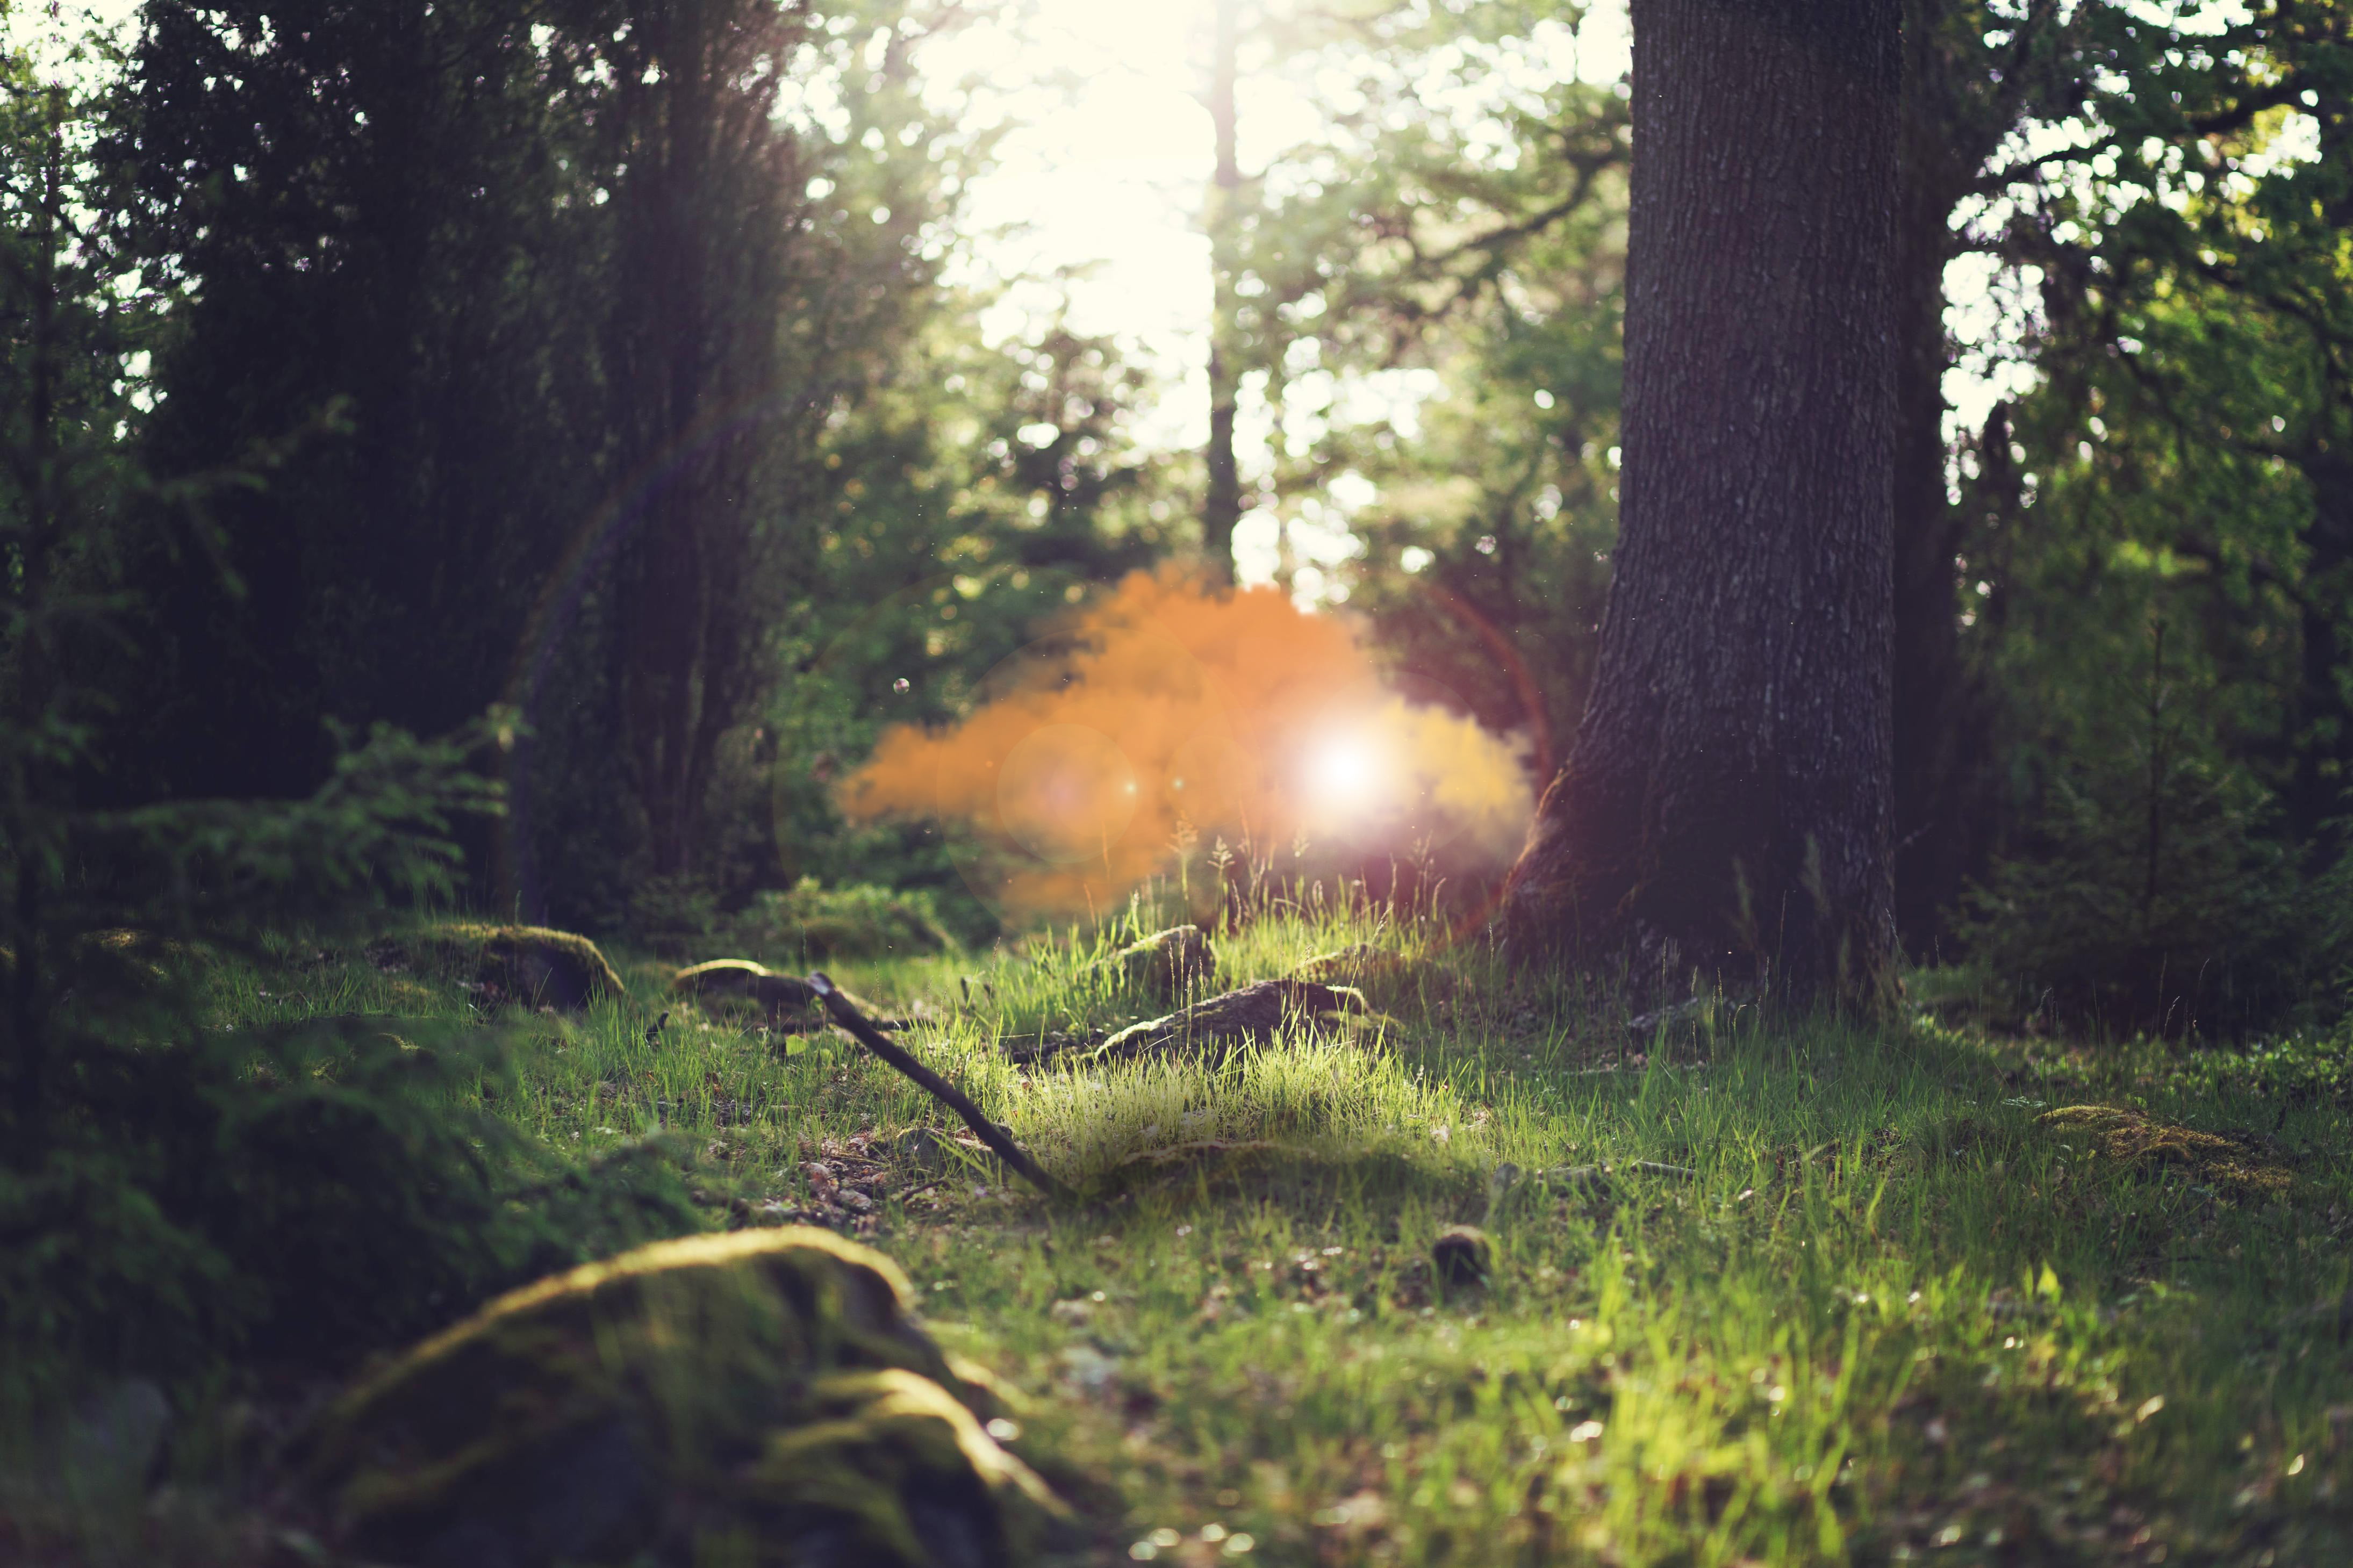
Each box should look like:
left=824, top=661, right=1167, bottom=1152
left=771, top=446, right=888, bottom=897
left=673, top=960, right=908, bottom=1034
left=1087, top=926, right=1217, bottom=1000
left=391, top=923, right=625, bottom=1010
left=1431, top=1225, right=1492, bottom=1290
left=673, top=959, right=823, bottom=1025
left=1081, top=979, right=1369, bottom=1065
left=303, top=1228, right=1058, bottom=1568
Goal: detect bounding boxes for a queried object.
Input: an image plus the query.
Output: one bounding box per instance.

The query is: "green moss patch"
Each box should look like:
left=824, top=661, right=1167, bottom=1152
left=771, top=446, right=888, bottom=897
left=2036, top=1104, right=2293, bottom=1196
left=304, top=1227, right=1057, bottom=1566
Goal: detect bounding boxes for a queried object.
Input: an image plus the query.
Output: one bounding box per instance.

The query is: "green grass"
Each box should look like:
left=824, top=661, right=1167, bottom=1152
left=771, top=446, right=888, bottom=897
left=75, top=905, right=2353, bottom=1563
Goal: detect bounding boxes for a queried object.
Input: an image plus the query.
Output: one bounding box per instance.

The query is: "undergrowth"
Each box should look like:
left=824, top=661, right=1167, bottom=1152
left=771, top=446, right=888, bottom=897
left=9, top=896, right=2351, bottom=1566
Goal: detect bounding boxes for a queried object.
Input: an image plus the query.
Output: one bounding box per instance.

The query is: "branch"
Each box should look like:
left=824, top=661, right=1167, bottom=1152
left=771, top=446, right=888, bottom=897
left=808, top=973, right=1070, bottom=1199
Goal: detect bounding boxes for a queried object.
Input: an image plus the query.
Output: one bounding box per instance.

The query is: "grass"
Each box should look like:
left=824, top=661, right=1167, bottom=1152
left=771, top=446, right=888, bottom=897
left=36, top=898, right=2353, bottom=1564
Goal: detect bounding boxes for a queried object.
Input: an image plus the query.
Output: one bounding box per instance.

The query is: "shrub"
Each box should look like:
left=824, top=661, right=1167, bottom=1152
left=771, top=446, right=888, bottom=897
left=1950, top=758, right=2347, bottom=1037
left=729, top=878, right=956, bottom=963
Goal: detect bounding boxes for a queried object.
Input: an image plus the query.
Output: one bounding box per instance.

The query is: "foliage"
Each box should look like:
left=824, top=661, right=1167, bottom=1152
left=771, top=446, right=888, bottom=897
left=1938, top=1, right=2353, bottom=1028
left=729, top=877, right=958, bottom=965
left=0, top=17, right=708, bottom=1420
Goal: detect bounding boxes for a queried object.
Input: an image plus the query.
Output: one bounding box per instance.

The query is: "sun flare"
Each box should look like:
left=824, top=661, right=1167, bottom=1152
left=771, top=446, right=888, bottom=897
left=839, top=570, right=1534, bottom=916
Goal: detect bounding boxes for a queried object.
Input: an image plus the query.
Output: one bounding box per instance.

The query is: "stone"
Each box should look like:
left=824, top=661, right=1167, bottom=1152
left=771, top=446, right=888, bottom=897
left=392, top=924, right=626, bottom=1011
left=1287, top=945, right=1454, bottom=1010
left=62, top=1377, right=170, bottom=1504
left=303, top=1228, right=1057, bottom=1567
left=672, top=959, right=823, bottom=1026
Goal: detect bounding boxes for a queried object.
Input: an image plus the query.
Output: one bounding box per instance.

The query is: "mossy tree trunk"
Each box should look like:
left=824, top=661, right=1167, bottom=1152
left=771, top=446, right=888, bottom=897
left=1502, top=0, right=1902, bottom=1012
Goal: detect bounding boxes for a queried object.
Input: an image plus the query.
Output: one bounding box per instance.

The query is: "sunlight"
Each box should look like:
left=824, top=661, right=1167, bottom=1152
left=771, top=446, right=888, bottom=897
left=1302, top=732, right=1385, bottom=822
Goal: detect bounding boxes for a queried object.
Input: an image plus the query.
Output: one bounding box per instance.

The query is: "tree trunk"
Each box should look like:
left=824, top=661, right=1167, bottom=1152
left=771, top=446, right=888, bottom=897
left=1502, top=0, right=1900, bottom=1012
left=1888, top=0, right=1973, bottom=956
left=1200, top=0, right=1244, bottom=585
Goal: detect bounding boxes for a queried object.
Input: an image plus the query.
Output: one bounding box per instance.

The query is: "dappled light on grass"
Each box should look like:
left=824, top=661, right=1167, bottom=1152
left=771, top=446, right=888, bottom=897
left=839, top=569, right=1535, bottom=917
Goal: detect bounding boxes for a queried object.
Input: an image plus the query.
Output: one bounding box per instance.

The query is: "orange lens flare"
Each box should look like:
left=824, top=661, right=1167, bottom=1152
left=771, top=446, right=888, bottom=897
left=838, top=568, right=1534, bottom=915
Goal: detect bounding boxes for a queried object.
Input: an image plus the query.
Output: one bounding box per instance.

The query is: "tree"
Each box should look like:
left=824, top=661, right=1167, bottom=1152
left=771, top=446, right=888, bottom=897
left=1501, top=0, right=1902, bottom=1011
left=1201, top=0, right=1246, bottom=583
left=585, top=0, right=827, bottom=886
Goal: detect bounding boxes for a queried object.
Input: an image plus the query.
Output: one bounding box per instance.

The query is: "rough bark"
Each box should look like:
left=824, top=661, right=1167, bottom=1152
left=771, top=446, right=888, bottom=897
left=1502, top=0, right=1901, bottom=1012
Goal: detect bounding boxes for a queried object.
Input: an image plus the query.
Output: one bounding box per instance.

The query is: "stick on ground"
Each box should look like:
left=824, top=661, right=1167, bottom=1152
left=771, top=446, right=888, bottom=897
left=807, top=972, right=1070, bottom=1200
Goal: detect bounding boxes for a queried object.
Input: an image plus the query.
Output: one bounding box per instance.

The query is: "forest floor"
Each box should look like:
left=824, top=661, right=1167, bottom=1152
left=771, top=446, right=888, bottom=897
left=41, top=904, right=2353, bottom=1565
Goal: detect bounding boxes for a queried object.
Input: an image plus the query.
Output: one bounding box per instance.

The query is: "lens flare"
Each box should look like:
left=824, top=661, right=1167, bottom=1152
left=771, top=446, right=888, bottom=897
left=838, top=568, right=1534, bottom=915
left=1302, top=732, right=1386, bottom=822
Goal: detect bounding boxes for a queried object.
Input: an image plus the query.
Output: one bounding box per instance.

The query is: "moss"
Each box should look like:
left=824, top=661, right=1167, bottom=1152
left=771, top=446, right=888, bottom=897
left=391, top=923, right=625, bottom=1010
left=304, top=1228, right=1054, bottom=1566
left=2036, top=1104, right=2292, bottom=1196
left=728, top=1369, right=1062, bottom=1567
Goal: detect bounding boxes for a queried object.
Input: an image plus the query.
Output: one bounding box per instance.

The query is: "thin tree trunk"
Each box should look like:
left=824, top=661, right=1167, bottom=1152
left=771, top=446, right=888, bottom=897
left=1201, top=0, right=1243, bottom=585
left=1503, top=0, right=1900, bottom=1012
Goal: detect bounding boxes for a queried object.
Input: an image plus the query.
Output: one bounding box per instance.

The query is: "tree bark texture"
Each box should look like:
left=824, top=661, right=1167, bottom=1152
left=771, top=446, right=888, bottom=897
left=1503, top=0, right=1901, bottom=1010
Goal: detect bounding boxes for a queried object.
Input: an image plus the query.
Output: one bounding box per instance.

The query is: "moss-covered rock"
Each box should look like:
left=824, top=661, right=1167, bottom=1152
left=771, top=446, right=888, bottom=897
left=1087, top=925, right=1217, bottom=1000
left=672, top=959, right=822, bottom=1024
left=386, top=923, right=625, bottom=1010
left=303, top=1227, right=1057, bottom=1567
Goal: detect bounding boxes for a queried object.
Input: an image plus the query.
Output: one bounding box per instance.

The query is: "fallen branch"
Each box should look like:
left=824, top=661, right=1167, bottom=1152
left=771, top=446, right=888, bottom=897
left=808, top=972, right=1070, bottom=1200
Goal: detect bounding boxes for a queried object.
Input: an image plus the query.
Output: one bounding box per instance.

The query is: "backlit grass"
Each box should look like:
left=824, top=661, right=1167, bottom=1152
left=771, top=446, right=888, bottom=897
left=110, top=904, right=2353, bottom=1563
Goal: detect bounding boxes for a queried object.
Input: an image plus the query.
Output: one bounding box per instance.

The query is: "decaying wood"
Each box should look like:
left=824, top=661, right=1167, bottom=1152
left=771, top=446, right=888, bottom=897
left=1085, top=925, right=1217, bottom=999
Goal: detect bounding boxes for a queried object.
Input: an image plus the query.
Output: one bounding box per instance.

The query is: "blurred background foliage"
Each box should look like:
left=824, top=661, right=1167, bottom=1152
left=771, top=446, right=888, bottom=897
left=5, top=0, right=2353, bottom=1070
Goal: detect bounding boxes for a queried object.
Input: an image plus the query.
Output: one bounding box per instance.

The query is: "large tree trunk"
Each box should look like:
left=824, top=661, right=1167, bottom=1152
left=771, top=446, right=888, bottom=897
left=1502, top=0, right=1900, bottom=1011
